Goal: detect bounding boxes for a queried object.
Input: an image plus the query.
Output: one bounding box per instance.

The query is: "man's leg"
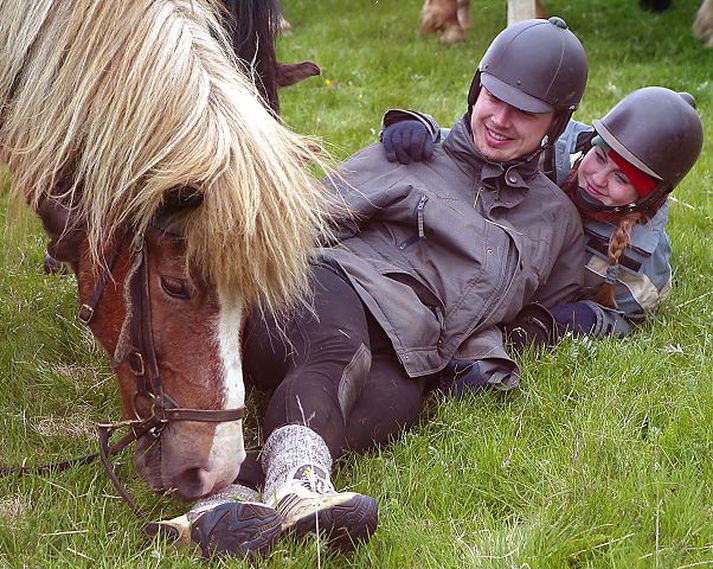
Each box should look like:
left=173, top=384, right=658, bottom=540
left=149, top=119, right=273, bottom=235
left=345, top=313, right=428, bottom=453
left=243, top=266, right=378, bottom=549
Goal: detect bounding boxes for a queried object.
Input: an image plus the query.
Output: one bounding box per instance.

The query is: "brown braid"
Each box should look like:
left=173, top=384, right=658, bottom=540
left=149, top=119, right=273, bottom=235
left=562, top=160, right=651, bottom=308
left=591, top=211, right=646, bottom=307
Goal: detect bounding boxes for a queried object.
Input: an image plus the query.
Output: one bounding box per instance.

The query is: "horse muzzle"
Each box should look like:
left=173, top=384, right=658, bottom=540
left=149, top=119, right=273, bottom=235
left=134, top=420, right=246, bottom=501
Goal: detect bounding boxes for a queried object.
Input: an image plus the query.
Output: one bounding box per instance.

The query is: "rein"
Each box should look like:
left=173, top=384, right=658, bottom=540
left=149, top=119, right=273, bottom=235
left=2, top=231, right=246, bottom=519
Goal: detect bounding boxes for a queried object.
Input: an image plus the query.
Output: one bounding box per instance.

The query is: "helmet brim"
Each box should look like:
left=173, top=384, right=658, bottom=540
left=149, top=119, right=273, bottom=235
left=481, top=73, right=554, bottom=114
left=592, top=119, right=663, bottom=180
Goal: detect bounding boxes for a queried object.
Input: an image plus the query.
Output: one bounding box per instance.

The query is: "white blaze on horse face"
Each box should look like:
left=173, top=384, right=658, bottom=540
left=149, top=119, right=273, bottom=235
left=208, top=286, right=246, bottom=488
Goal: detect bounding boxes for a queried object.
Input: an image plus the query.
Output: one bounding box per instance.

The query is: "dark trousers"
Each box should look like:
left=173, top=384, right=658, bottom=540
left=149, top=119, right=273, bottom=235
left=238, top=266, right=427, bottom=486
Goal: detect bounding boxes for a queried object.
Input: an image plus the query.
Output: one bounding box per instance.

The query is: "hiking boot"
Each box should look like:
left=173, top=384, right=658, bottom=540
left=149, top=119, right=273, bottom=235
left=144, top=484, right=281, bottom=559
left=266, top=464, right=378, bottom=551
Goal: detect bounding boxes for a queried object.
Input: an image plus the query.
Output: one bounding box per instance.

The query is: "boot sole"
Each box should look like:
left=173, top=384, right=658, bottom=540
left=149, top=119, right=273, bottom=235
left=289, top=494, right=378, bottom=552
left=190, top=502, right=282, bottom=559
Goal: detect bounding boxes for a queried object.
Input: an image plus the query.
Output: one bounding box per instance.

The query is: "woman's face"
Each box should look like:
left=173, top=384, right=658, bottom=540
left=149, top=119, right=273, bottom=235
left=577, top=146, right=639, bottom=207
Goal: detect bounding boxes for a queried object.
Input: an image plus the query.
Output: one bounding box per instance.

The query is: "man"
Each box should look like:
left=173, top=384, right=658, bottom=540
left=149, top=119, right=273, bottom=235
left=153, top=16, right=589, bottom=559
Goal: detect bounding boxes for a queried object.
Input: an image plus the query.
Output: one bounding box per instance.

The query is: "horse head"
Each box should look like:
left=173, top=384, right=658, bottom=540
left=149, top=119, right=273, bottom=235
left=2, top=0, right=333, bottom=502
left=38, top=192, right=248, bottom=500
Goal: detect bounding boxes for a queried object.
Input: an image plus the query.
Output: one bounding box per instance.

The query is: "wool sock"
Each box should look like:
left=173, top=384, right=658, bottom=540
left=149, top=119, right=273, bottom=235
left=261, top=424, right=332, bottom=501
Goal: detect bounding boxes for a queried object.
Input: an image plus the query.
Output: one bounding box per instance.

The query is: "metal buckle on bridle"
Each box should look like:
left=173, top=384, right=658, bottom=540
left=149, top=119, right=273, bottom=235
left=132, top=390, right=156, bottom=420
left=128, top=351, right=145, bottom=377
left=77, top=304, right=95, bottom=324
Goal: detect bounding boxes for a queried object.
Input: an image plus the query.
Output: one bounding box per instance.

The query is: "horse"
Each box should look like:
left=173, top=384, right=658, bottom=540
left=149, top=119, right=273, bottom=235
left=420, top=0, right=546, bottom=45
left=222, top=0, right=321, bottom=113
left=694, top=0, right=713, bottom=45
left=0, top=0, right=333, bottom=503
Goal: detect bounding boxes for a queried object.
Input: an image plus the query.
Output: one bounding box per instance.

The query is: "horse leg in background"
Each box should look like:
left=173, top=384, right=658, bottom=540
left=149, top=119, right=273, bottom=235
left=694, top=0, right=713, bottom=46
left=275, top=61, right=321, bottom=87
left=222, top=0, right=320, bottom=114
left=222, top=0, right=280, bottom=112
left=507, top=0, right=541, bottom=25
left=421, top=0, right=468, bottom=45
left=277, top=5, right=292, bottom=35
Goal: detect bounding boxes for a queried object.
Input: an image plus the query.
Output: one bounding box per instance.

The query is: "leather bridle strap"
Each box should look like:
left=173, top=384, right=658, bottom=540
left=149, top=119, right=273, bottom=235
left=97, top=417, right=166, bottom=518
left=122, top=237, right=246, bottom=425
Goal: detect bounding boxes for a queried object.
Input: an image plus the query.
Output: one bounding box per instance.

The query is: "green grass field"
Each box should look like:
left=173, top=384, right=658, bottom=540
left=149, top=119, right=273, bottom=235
left=1, top=1, right=711, bottom=567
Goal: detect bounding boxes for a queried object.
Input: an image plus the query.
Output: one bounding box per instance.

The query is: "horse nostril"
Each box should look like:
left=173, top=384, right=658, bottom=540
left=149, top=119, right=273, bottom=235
left=174, top=467, right=218, bottom=501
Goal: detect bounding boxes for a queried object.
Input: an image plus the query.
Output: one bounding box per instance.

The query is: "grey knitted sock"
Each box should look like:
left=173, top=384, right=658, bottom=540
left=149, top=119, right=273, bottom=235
left=261, top=425, right=333, bottom=501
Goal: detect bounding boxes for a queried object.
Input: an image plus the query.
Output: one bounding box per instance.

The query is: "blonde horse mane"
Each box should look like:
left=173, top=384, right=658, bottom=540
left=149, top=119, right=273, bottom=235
left=0, top=0, right=334, bottom=310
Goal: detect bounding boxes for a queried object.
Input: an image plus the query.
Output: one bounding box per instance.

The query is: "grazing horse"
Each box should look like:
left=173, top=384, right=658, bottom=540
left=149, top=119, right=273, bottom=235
left=0, top=0, right=333, bottom=502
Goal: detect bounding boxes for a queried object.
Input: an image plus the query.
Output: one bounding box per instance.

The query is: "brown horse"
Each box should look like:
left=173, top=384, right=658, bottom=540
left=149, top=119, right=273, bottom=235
left=694, top=0, right=713, bottom=45
left=420, top=0, right=546, bottom=45
left=0, top=0, right=333, bottom=502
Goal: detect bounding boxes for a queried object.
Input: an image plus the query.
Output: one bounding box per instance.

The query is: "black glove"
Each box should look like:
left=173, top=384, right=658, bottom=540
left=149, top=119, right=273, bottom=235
left=382, top=120, right=434, bottom=164
left=503, top=303, right=557, bottom=350
left=438, top=358, right=489, bottom=397
left=550, top=302, right=597, bottom=335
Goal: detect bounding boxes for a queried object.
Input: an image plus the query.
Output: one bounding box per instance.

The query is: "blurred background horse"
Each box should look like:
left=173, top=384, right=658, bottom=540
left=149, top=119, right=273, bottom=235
left=0, top=0, right=332, bottom=502
left=422, top=0, right=713, bottom=46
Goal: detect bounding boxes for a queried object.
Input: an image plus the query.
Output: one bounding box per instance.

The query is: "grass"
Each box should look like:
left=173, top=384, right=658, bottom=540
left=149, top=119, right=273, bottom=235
left=1, top=0, right=712, bottom=567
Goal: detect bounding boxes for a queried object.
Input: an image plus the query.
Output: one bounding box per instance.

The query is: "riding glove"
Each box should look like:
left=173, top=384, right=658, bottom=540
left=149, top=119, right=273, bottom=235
left=382, top=120, right=433, bottom=164
left=550, top=302, right=597, bottom=335
left=438, top=358, right=489, bottom=397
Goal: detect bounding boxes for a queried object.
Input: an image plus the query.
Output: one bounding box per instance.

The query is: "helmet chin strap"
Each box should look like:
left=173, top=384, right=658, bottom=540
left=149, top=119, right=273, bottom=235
left=574, top=185, right=636, bottom=215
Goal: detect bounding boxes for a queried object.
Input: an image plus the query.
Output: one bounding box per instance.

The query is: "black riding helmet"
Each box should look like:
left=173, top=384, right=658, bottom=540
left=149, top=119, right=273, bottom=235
left=468, top=17, right=588, bottom=143
left=591, top=87, right=704, bottom=210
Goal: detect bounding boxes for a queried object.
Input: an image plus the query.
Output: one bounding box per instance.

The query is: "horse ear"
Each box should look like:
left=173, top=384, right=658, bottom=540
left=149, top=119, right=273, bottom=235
left=36, top=196, right=84, bottom=265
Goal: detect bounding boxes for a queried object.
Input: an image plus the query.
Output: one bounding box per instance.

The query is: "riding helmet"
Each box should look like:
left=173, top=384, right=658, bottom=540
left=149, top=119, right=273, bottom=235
left=592, top=87, right=704, bottom=200
left=468, top=17, right=589, bottom=141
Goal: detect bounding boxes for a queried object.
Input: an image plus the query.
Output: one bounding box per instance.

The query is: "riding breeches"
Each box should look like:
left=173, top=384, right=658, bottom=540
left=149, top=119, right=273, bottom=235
left=241, top=265, right=428, bottom=460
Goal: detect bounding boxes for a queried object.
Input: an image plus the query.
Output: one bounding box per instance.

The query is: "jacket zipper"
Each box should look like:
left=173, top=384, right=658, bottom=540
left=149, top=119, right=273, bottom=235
left=398, top=195, right=429, bottom=250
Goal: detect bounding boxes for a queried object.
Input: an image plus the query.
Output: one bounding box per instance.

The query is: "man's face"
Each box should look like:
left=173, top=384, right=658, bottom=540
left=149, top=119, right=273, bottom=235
left=470, top=88, right=554, bottom=162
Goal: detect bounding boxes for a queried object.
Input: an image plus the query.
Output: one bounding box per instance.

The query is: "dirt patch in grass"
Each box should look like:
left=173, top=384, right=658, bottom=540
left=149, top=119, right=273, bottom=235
left=0, top=495, right=31, bottom=522
left=33, top=413, right=95, bottom=439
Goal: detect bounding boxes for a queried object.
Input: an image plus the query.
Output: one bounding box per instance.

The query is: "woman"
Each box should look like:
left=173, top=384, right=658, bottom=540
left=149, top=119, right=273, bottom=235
left=381, top=86, right=704, bottom=343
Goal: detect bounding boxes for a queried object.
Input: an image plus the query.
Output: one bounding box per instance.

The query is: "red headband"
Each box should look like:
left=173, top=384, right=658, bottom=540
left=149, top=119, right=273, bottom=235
left=607, top=149, right=657, bottom=198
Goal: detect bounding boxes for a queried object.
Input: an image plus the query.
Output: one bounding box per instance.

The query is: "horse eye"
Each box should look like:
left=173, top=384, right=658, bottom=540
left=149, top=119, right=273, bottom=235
left=160, top=276, right=191, bottom=299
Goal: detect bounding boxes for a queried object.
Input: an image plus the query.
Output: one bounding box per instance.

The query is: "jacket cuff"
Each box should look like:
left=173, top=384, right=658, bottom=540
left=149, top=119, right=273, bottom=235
left=380, top=109, right=441, bottom=143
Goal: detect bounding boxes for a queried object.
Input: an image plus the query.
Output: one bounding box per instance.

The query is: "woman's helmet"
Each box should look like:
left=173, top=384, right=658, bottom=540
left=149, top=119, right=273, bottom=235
left=468, top=17, right=588, bottom=142
left=592, top=87, right=704, bottom=206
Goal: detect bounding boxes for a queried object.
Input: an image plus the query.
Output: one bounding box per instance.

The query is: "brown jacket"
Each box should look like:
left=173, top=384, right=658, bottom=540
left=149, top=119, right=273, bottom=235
left=319, top=116, right=584, bottom=383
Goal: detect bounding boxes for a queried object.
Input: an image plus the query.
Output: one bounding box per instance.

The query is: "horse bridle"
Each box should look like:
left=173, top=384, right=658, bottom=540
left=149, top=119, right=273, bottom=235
left=2, top=226, right=246, bottom=519
left=80, top=229, right=247, bottom=516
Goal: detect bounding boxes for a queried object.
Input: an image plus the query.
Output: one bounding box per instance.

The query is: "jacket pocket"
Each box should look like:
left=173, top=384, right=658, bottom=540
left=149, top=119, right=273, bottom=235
left=398, top=195, right=429, bottom=250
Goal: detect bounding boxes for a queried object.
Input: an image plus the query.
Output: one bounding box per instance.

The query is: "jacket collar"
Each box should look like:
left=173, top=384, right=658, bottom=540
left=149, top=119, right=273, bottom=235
left=443, top=114, right=542, bottom=190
